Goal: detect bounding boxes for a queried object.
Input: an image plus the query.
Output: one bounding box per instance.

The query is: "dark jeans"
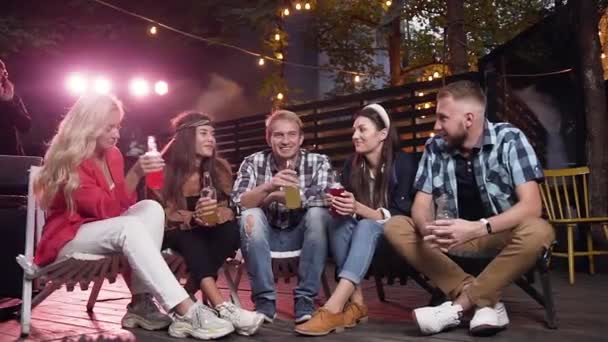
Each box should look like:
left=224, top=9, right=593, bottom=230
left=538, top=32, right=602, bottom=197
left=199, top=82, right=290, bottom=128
left=163, top=220, right=240, bottom=284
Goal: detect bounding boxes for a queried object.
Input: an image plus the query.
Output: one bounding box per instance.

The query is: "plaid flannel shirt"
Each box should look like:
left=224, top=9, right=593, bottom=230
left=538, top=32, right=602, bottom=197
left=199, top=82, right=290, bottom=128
left=232, top=149, right=332, bottom=229
left=414, top=120, right=544, bottom=218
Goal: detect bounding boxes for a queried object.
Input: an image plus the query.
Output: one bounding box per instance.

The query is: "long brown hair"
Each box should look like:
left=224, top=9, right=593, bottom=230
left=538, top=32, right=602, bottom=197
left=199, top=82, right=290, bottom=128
left=162, top=111, right=232, bottom=210
left=349, top=106, right=400, bottom=208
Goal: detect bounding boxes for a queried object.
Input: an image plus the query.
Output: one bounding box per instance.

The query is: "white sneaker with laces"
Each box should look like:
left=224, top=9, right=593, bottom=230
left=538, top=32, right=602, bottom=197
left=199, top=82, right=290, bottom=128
left=412, top=301, right=463, bottom=335
left=469, top=302, right=509, bottom=336
left=169, top=302, right=234, bottom=340
left=216, top=302, right=265, bottom=336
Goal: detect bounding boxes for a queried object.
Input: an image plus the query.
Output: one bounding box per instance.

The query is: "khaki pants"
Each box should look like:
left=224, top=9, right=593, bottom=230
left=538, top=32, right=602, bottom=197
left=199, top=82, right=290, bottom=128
left=384, top=216, right=555, bottom=307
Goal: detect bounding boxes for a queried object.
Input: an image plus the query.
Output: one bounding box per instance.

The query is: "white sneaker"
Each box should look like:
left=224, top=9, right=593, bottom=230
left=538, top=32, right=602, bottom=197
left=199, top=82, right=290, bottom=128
left=412, top=301, right=462, bottom=335
left=169, top=302, right=234, bottom=340
left=470, top=302, right=509, bottom=336
left=216, top=302, right=265, bottom=336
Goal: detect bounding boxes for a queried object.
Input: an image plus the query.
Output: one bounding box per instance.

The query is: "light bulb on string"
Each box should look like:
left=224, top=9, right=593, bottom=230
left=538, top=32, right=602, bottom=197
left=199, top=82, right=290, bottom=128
left=386, top=1, right=392, bottom=6
left=258, top=58, right=265, bottom=66
left=277, top=92, right=284, bottom=100
left=149, top=25, right=158, bottom=35
left=602, top=53, right=606, bottom=59
left=274, top=33, right=281, bottom=41
left=296, top=3, right=302, bottom=10
left=305, top=2, right=311, bottom=10
left=283, top=8, right=290, bottom=16
left=433, top=71, right=440, bottom=78
left=275, top=52, right=284, bottom=60
left=428, top=75, right=434, bottom=81
left=354, top=75, right=361, bottom=83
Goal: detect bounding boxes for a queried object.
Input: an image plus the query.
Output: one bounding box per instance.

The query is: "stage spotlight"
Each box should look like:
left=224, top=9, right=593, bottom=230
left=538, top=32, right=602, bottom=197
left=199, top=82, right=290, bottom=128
left=130, top=78, right=150, bottom=97
left=66, top=73, right=88, bottom=95
left=154, top=81, right=168, bottom=95
left=93, top=78, right=111, bottom=94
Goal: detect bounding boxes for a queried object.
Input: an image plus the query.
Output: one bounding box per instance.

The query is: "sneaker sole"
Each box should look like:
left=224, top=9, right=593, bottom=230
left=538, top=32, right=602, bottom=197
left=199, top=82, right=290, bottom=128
left=470, top=324, right=508, bottom=337
left=235, top=315, right=265, bottom=336
left=294, top=314, right=312, bottom=324
left=168, top=322, right=235, bottom=340
left=345, top=316, right=368, bottom=328
left=294, top=325, right=345, bottom=336
left=121, top=315, right=171, bottom=331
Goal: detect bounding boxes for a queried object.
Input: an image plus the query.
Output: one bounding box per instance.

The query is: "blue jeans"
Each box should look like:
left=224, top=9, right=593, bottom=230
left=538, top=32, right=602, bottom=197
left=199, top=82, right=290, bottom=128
left=329, top=216, right=383, bottom=285
left=239, top=207, right=330, bottom=303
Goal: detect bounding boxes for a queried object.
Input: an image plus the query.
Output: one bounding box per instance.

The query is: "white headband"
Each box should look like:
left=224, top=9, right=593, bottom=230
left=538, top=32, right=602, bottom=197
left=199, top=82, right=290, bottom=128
left=363, top=103, right=390, bottom=129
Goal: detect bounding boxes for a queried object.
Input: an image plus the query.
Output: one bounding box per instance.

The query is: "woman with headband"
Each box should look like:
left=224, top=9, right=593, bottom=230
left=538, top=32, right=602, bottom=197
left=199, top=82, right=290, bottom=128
left=161, top=111, right=264, bottom=336
left=33, top=95, right=236, bottom=340
left=295, top=103, right=418, bottom=336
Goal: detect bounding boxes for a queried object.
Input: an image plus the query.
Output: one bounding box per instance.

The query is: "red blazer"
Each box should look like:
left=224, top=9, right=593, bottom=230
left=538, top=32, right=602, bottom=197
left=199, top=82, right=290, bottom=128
left=34, top=147, right=137, bottom=266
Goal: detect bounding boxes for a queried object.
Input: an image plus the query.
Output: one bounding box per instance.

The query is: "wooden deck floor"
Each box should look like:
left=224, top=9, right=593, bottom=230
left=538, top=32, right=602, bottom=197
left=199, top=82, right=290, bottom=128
left=1, top=267, right=607, bottom=342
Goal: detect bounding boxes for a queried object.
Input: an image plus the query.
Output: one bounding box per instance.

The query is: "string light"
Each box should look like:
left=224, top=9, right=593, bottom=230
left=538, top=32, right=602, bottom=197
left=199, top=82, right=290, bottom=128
left=430, top=132, right=436, bottom=138
left=428, top=75, right=434, bottom=81
left=277, top=92, right=284, bottom=100
left=274, top=33, right=281, bottom=41
left=418, top=92, right=424, bottom=97
left=386, top=1, right=392, bottom=6
left=602, top=53, right=606, bottom=59
left=296, top=3, right=302, bottom=10
left=258, top=58, right=265, bottom=66
left=283, top=8, right=290, bottom=16
left=148, top=25, right=157, bottom=35
left=275, top=52, right=284, bottom=60
left=305, top=2, right=311, bottom=10
left=354, top=75, right=361, bottom=83
left=433, top=71, right=440, bottom=78
left=424, top=103, right=431, bottom=109
left=421, top=115, right=427, bottom=119
left=91, top=0, right=367, bottom=78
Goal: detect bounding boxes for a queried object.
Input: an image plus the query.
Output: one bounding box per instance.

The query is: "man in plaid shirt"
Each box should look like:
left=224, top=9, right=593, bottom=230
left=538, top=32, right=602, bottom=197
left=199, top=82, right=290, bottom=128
left=384, top=81, right=554, bottom=336
left=232, top=110, right=333, bottom=324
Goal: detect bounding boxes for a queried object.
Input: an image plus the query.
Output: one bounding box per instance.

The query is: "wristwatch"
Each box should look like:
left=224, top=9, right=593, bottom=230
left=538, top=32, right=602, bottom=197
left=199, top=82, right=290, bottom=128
left=480, top=218, right=493, bottom=235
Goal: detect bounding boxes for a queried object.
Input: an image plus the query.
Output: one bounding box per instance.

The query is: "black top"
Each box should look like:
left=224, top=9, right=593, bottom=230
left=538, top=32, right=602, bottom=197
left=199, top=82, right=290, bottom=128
left=340, top=151, right=418, bottom=217
left=186, top=196, right=199, bottom=211
left=454, top=153, right=485, bottom=221
left=0, top=95, right=31, bottom=155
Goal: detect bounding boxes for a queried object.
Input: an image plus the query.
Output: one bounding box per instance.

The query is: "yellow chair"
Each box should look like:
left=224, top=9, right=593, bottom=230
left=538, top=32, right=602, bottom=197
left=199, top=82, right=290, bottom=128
left=540, top=167, right=608, bottom=285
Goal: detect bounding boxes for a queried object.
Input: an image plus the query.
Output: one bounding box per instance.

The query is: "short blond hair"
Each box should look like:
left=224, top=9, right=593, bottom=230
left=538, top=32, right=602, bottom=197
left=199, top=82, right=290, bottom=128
left=437, top=80, right=486, bottom=108
left=265, top=110, right=303, bottom=137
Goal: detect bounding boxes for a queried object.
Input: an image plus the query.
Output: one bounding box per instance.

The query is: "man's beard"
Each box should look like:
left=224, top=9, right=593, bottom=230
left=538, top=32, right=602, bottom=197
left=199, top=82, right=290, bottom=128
left=444, top=122, right=468, bottom=149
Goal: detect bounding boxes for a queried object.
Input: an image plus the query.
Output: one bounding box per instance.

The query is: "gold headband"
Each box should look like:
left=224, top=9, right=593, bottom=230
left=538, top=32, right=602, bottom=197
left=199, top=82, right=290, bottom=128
left=176, top=119, right=211, bottom=132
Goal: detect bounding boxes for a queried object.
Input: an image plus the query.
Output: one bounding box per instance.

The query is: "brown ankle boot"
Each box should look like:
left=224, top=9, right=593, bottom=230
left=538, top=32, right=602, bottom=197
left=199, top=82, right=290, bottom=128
left=294, top=308, right=345, bottom=336
left=343, top=302, right=369, bottom=328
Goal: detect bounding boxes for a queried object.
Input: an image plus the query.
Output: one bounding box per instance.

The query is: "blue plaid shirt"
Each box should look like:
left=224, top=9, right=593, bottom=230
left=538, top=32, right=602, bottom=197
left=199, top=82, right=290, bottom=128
left=414, top=120, right=544, bottom=218
left=232, top=149, right=332, bottom=229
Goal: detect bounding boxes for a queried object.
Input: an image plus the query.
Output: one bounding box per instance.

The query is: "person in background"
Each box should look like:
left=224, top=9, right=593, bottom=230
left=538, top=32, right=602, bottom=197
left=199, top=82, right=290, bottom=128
left=0, top=59, right=31, bottom=155
left=161, top=111, right=264, bottom=336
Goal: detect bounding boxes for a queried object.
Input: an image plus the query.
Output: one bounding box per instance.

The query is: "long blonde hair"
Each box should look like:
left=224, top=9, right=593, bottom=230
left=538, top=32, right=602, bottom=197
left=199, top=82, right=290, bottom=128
left=35, top=94, right=124, bottom=212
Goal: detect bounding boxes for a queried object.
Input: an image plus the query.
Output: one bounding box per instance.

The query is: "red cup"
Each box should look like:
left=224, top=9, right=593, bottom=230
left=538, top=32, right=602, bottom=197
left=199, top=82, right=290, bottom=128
left=328, top=185, right=345, bottom=216
left=145, top=169, right=164, bottom=190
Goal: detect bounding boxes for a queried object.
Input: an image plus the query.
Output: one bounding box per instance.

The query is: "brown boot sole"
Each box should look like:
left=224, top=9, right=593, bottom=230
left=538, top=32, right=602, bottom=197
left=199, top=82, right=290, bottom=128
left=295, top=325, right=345, bottom=336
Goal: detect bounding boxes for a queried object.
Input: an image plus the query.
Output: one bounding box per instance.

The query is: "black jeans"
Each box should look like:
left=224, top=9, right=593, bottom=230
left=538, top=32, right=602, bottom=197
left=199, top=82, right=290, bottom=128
left=163, top=220, right=240, bottom=284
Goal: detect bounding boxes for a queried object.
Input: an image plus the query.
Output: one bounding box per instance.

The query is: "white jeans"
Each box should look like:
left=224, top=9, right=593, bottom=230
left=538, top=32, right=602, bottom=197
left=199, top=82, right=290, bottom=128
left=58, top=200, right=189, bottom=311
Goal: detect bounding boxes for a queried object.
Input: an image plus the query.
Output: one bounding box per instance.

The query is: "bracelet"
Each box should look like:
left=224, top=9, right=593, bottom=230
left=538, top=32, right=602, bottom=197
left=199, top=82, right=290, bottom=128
left=480, top=218, right=492, bottom=235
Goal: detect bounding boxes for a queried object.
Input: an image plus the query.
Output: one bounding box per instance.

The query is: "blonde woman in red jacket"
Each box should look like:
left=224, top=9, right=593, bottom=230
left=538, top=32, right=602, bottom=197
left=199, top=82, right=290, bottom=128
left=33, top=94, right=235, bottom=340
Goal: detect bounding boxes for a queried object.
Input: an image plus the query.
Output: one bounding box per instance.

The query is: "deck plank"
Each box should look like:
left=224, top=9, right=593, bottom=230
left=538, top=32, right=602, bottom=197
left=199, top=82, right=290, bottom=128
left=1, top=268, right=607, bottom=341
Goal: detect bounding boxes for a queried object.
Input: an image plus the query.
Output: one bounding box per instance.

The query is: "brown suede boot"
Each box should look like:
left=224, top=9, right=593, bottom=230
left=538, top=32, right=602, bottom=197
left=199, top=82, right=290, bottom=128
left=294, top=308, right=345, bottom=336
left=343, top=302, right=369, bottom=328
